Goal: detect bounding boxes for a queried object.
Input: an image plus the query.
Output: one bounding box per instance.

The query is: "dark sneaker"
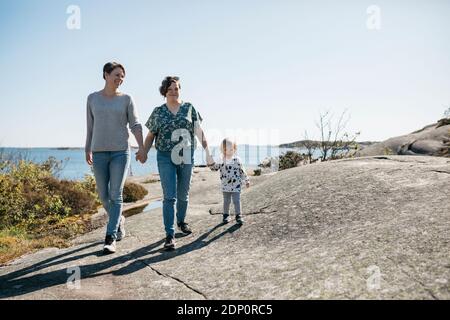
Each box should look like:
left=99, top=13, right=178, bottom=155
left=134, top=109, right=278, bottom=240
left=117, top=215, right=126, bottom=241
left=164, top=235, right=175, bottom=250
left=235, top=215, right=244, bottom=225
left=103, top=235, right=116, bottom=254
left=177, top=222, right=192, bottom=234
left=222, top=214, right=230, bottom=224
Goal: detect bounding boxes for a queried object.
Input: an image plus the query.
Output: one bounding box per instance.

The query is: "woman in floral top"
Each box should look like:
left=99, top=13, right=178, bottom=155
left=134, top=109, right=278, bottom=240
left=139, top=76, right=213, bottom=250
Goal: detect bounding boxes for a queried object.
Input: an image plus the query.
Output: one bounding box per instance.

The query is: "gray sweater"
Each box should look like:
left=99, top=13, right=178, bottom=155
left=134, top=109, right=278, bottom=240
left=85, top=91, right=142, bottom=152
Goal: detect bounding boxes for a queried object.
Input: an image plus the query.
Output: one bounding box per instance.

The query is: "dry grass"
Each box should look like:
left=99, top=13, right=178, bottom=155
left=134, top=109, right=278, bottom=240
left=0, top=214, right=94, bottom=266
left=0, top=235, right=69, bottom=265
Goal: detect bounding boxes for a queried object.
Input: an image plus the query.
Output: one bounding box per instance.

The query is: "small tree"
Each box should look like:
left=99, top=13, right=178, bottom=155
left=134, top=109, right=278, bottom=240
left=443, top=105, right=450, bottom=118
left=316, top=109, right=360, bottom=161
left=40, top=156, right=69, bottom=178
left=298, top=130, right=317, bottom=164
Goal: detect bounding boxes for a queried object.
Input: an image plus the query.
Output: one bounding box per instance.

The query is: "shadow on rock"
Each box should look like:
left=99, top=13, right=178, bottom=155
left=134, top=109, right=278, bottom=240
left=0, top=223, right=240, bottom=298
left=113, top=223, right=241, bottom=276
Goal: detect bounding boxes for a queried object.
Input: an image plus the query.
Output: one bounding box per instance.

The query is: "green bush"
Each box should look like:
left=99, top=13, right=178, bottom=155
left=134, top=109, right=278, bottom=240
left=44, top=176, right=100, bottom=216
left=279, top=151, right=305, bottom=171
left=80, top=174, right=97, bottom=194
left=123, top=182, right=148, bottom=203
left=0, top=157, right=104, bottom=264
left=0, top=159, right=100, bottom=229
left=0, top=174, right=26, bottom=226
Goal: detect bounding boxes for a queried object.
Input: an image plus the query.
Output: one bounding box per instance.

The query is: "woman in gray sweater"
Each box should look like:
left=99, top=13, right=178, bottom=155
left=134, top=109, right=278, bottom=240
left=85, top=62, right=145, bottom=254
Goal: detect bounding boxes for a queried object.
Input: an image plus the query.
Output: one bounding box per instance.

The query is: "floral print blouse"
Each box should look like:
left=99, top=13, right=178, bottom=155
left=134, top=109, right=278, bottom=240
left=145, top=102, right=202, bottom=152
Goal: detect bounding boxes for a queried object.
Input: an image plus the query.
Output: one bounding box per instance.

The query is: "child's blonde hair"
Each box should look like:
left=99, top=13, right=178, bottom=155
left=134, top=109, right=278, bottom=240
left=221, top=138, right=237, bottom=155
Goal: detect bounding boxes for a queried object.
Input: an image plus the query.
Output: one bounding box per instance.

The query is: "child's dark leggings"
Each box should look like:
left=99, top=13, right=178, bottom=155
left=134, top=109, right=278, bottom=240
left=223, top=192, right=241, bottom=216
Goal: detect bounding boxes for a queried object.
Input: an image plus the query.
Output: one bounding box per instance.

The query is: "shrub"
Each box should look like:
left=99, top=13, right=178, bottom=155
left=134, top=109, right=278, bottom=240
left=279, top=151, right=305, bottom=171
left=383, top=147, right=395, bottom=155
left=0, top=175, right=26, bottom=226
left=123, top=182, right=148, bottom=203
left=1, top=160, right=53, bottom=225
left=40, top=156, right=67, bottom=177
left=0, top=159, right=100, bottom=228
left=0, top=157, right=102, bottom=264
left=443, top=105, right=450, bottom=119
left=80, top=174, right=97, bottom=194
left=43, top=176, right=100, bottom=216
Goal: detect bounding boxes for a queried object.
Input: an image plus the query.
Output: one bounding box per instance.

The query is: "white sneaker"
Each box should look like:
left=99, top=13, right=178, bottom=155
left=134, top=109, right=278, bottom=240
left=103, top=235, right=116, bottom=254
left=117, top=215, right=126, bottom=241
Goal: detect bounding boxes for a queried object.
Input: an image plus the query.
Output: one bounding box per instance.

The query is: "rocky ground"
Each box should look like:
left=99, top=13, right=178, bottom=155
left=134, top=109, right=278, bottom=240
left=0, top=156, right=449, bottom=299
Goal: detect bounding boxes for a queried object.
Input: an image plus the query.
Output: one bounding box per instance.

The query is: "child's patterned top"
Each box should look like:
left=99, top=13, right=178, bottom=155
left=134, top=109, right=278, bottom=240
left=210, top=155, right=250, bottom=192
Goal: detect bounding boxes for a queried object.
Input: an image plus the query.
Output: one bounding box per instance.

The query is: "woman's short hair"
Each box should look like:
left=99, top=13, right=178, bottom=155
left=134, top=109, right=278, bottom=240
left=159, top=76, right=180, bottom=97
left=103, top=62, right=125, bottom=80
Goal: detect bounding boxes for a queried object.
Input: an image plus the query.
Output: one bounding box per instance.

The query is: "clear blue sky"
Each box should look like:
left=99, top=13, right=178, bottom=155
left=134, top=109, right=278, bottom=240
left=1, top=0, right=449, bottom=147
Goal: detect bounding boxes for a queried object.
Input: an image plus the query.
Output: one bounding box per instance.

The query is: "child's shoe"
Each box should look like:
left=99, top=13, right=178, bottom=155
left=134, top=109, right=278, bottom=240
left=235, top=215, right=244, bottom=225
left=164, top=234, right=176, bottom=250
left=222, top=214, right=230, bottom=224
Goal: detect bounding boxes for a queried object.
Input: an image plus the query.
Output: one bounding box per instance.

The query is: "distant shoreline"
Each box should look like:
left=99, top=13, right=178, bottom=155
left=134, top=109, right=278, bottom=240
left=2, top=142, right=379, bottom=150
left=1, top=147, right=84, bottom=150
left=279, top=140, right=380, bottom=148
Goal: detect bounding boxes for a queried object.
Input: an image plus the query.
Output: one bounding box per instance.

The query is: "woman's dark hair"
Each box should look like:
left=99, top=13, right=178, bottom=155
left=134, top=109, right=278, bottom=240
left=159, top=76, right=180, bottom=97
left=103, top=62, right=125, bottom=80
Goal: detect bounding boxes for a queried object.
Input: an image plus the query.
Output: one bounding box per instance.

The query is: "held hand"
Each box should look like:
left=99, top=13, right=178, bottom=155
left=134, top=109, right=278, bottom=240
left=208, top=162, right=216, bottom=170
left=135, top=149, right=148, bottom=164
left=206, top=154, right=215, bottom=166
left=85, top=151, right=93, bottom=166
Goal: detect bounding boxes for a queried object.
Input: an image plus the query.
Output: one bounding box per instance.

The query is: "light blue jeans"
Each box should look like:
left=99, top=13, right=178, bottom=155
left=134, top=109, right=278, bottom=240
left=157, top=150, right=194, bottom=237
left=92, top=149, right=130, bottom=240
left=223, top=192, right=241, bottom=215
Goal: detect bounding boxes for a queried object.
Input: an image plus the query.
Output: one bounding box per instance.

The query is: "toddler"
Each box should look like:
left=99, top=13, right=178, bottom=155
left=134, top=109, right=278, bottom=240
left=208, top=138, right=250, bottom=224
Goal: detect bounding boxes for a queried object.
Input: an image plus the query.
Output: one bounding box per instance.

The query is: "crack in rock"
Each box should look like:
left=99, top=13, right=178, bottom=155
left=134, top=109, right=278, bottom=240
left=130, top=233, right=207, bottom=299
left=143, top=262, right=208, bottom=300
left=373, top=156, right=389, bottom=160
left=430, top=170, right=450, bottom=174
left=209, top=204, right=277, bottom=215
left=246, top=210, right=278, bottom=215
left=373, top=157, right=429, bottom=164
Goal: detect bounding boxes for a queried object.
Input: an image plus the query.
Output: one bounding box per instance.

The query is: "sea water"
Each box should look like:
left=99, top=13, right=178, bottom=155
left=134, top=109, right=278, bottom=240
left=1, top=146, right=312, bottom=181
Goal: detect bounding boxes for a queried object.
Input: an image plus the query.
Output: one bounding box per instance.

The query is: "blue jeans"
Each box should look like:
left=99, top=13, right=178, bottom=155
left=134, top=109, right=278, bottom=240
left=92, top=149, right=130, bottom=240
left=157, top=150, right=194, bottom=237
left=223, top=192, right=241, bottom=215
